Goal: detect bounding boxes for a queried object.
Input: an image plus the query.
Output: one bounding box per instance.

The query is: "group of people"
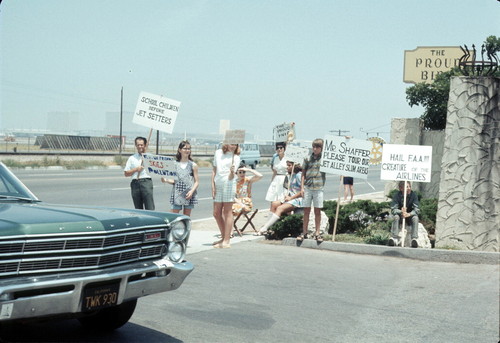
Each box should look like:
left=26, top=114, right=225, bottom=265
left=124, top=136, right=421, bottom=249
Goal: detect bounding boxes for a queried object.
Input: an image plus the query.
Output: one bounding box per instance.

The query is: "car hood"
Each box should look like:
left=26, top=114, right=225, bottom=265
left=0, top=202, right=177, bottom=236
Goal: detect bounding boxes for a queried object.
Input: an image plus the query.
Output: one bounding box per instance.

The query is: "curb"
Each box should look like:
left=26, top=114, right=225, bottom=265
left=281, top=238, right=500, bottom=265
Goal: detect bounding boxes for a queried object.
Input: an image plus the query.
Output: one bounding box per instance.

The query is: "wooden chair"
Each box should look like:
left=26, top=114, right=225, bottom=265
left=233, top=209, right=259, bottom=236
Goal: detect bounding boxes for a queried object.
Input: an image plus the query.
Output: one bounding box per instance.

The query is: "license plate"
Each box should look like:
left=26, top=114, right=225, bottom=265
left=82, top=282, right=120, bottom=311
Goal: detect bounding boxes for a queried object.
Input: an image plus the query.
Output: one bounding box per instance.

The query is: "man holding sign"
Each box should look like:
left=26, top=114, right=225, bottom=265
left=389, top=181, right=420, bottom=248
left=124, top=136, right=155, bottom=210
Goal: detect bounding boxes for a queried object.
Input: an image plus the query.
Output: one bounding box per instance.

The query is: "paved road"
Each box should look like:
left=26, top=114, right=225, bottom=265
left=1, top=241, right=498, bottom=343
left=14, top=166, right=385, bottom=220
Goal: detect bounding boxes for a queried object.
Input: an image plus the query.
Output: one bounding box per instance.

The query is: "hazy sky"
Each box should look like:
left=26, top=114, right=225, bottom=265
left=1, top=0, right=498, bottom=142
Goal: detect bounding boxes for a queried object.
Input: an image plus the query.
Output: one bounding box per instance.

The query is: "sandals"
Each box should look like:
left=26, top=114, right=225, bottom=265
left=314, top=234, right=324, bottom=242
left=296, top=233, right=323, bottom=242
left=296, top=233, right=308, bottom=241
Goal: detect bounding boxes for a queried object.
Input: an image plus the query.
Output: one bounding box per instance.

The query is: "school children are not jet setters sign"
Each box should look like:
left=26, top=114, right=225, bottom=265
left=133, top=91, right=181, bottom=134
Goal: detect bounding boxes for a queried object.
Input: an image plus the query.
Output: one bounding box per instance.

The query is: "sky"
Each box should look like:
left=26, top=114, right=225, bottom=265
left=1, top=0, right=499, bottom=143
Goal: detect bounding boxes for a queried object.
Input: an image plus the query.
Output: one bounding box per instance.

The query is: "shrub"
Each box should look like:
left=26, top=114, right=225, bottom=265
left=364, top=229, right=390, bottom=245
left=324, top=200, right=390, bottom=235
left=419, top=198, right=438, bottom=234
left=114, top=155, right=127, bottom=166
left=266, top=214, right=303, bottom=240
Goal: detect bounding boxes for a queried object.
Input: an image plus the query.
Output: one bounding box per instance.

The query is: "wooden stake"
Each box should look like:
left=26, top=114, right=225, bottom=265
left=332, top=176, right=344, bottom=241
left=401, top=180, right=408, bottom=247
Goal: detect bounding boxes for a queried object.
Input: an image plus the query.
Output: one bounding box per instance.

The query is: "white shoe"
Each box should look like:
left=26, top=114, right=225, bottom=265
left=388, top=237, right=399, bottom=246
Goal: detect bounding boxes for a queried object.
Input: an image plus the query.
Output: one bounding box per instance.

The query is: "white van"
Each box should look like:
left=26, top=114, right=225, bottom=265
left=239, top=143, right=261, bottom=169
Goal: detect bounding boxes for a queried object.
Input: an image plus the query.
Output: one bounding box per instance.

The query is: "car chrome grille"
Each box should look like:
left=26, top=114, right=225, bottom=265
left=0, top=227, right=169, bottom=277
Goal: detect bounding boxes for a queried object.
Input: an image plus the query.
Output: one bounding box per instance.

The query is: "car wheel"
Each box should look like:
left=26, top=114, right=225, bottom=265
left=78, top=299, right=137, bottom=331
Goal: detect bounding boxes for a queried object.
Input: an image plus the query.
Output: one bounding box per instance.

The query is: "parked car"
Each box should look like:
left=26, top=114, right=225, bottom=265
left=216, top=142, right=261, bottom=168
left=0, top=162, right=193, bottom=331
left=239, top=143, right=261, bottom=169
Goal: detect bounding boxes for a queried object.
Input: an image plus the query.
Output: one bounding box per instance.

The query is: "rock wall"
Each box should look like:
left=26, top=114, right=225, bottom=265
left=435, top=77, right=499, bottom=252
left=420, top=131, right=445, bottom=199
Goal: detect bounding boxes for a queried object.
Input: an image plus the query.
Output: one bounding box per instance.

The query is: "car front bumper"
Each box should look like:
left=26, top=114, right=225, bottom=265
left=0, top=258, right=194, bottom=321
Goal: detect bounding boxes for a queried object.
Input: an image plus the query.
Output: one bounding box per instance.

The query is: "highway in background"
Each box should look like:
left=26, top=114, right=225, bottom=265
left=14, top=166, right=385, bottom=220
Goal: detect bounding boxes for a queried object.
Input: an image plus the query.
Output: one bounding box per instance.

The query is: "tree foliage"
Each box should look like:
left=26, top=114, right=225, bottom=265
left=405, top=35, right=500, bottom=131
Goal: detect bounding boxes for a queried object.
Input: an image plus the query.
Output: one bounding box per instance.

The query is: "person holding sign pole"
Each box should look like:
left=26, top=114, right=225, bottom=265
left=265, top=142, right=288, bottom=208
left=123, top=136, right=155, bottom=210
left=389, top=181, right=420, bottom=248
left=256, top=161, right=303, bottom=235
left=161, top=140, right=199, bottom=217
left=298, top=138, right=326, bottom=242
left=212, top=144, right=241, bottom=248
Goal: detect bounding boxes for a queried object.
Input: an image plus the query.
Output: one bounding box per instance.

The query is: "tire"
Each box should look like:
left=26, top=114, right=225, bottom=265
left=78, top=299, right=137, bottom=331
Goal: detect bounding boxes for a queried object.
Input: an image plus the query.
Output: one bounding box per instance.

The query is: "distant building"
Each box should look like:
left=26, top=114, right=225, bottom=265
left=219, top=120, right=230, bottom=135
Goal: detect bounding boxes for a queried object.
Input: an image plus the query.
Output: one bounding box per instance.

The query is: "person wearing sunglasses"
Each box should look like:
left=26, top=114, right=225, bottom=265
left=264, top=142, right=287, bottom=211
left=232, top=163, right=263, bottom=216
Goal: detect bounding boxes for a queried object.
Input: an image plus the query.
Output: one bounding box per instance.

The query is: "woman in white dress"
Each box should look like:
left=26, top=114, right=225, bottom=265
left=265, top=142, right=287, bottom=207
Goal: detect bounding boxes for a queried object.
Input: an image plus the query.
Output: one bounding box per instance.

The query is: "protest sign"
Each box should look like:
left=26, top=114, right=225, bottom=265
left=274, top=122, right=294, bottom=142
left=143, top=154, right=177, bottom=178
left=319, top=135, right=372, bottom=180
left=223, top=129, right=245, bottom=144
left=133, top=91, right=181, bottom=134
left=284, top=145, right=309, bottom=164
left=380, top=144, right=432, bottom=182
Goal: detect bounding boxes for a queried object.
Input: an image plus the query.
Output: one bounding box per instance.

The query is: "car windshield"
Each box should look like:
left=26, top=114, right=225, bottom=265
left=0, top=163, right=39, bottom=202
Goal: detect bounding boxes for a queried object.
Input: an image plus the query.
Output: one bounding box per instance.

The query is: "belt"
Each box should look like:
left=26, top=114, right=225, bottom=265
left=132, top=178, right=152, bottom=183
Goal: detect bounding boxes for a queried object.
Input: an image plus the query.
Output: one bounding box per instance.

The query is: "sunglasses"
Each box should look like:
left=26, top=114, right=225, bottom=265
left=276, top=146, right=284, bottom=150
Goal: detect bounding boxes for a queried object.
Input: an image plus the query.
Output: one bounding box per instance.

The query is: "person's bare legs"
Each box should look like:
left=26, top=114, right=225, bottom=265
left=302, top=207, right=311, bottom=236
left=221, top=202, right=234, bottom=246
left=213, top=202, right=225, bottom=245
left=183, top=208, right=192, bottom=216
left=313, top=207, right=322, bottom=236
left=349, top=185, right=354, bottom=201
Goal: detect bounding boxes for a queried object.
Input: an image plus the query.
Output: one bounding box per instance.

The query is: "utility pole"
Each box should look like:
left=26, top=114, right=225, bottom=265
left=119, top=87, right=123, bottom=156
left=329, top=129, right=350, bottom=136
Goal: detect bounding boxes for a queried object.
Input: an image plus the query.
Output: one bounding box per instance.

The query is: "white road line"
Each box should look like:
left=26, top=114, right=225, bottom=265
left=365, top=181, right=376, bottom=190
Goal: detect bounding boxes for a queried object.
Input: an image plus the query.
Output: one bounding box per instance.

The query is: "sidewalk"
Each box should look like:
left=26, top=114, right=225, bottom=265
left=187, top=191, right=387, bottom=254
left=186, top=192, right=499, bottom=265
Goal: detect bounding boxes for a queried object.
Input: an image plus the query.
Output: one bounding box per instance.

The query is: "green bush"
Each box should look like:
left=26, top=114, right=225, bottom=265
left=323, top=200, right=390, bottom=235
left=419, top=198, right=438, bottom=234
left=1, top=159, right=24, bottom=168
left=266, top=214, right=303, bottom=240
left=364, top=229, right=390, bottom=245
left=114, top=155, right=127, bottom=166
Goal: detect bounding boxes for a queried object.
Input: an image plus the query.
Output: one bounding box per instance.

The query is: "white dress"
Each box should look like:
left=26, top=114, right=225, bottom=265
left=265, top=156, right=287, bottom=202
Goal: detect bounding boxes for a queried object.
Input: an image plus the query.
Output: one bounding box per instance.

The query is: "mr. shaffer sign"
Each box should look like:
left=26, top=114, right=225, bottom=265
left=403, top=46, right=463, bottom=84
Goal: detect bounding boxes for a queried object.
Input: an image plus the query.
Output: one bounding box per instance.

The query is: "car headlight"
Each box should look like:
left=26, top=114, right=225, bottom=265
left=171, top=219, right=189, bottom=241
left=167, top=242, right=185, bottom=262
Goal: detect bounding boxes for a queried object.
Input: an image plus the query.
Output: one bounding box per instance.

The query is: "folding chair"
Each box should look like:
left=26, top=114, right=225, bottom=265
left=233, top=209, right=259, bottom=237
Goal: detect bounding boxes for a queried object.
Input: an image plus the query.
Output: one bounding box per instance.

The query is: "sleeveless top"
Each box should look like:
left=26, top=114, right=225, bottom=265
left=170, top=161, right=198, bottom=206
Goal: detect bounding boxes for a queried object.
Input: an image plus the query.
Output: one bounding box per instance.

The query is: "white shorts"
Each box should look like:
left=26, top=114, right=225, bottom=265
left=303, top=189, right=324, bottom=208
left=214, top=179, right=236, bottom=203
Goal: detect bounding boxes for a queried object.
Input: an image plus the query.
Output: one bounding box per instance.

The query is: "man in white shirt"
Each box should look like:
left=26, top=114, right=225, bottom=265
left=124, top=137, right=155, bottom=210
